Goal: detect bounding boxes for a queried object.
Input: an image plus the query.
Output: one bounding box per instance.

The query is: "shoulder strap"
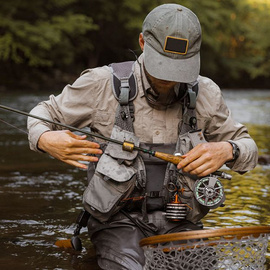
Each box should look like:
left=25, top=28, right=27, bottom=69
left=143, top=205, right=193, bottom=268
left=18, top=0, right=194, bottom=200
left=187, top=81, right=198, bottom=110
left=110, top=61, right=138, bottom=105
left=160, top=81, right=200, bottom=205
left=180, top=80, right=199, bottom=134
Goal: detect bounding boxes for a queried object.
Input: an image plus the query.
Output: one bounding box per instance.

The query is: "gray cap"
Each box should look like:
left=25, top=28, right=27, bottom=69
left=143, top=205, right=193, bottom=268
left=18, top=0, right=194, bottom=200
left=142, top=4, right=201, bottom=83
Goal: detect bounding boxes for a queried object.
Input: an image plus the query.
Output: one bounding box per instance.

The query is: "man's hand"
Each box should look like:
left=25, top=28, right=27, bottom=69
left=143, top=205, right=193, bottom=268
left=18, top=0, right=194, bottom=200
left=177, top=142, right=233, bottom=177
left=38, top=130, right=103, bottom=169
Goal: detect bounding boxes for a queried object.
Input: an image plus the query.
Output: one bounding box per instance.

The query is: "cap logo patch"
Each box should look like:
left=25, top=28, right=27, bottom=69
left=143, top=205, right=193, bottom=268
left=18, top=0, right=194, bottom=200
left=164, top=36, right=188, bottom=55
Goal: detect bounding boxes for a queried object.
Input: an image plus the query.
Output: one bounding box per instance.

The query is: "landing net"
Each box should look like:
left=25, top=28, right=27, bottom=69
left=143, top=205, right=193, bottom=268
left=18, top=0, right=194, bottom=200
left=140, top=226, right=270, bottom=270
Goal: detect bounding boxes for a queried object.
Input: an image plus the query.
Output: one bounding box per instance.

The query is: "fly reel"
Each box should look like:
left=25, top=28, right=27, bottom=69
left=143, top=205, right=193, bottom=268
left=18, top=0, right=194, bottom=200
left=194, top=176, right=225, bottom=209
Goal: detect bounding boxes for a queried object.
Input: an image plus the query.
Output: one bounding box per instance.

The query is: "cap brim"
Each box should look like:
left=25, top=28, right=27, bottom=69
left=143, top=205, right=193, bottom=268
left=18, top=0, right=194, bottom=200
left=144, top=42, right=200, bottom=83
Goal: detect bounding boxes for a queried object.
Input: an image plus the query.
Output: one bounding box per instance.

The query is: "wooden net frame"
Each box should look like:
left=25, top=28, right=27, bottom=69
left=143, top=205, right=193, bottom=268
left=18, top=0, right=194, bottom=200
left=140, top=226, right=270, bottom=270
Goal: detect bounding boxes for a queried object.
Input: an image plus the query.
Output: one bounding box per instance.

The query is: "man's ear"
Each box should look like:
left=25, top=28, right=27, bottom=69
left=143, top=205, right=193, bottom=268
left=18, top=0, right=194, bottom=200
left=139, top=33, right=144, bottom=51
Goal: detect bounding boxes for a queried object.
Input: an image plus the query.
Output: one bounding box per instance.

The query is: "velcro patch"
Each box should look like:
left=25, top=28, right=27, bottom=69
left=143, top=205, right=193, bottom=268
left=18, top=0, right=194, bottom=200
left=164, top=36, right=188, bottom=55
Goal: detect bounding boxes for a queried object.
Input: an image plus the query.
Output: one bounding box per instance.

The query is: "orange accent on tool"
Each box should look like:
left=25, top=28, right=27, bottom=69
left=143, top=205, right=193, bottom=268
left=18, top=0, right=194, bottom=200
left=172, top=193, right=181, bottom=204
left=121, top=196, right=145, bottom=202
left=179, top=187, right=185, bottom=194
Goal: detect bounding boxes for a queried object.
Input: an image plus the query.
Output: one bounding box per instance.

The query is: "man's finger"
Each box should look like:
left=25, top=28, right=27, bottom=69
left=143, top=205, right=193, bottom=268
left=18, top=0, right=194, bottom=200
left=66, top=130, right=87, bottom=140
left=67, top=147, right=103, bottom=155
left=66, top=160, right=88, bottom=170
left=66, top=153, right=99, bottom=162
left=63, top=154, right=99, bottom=169
left=67, top=136, right=101, bottom=149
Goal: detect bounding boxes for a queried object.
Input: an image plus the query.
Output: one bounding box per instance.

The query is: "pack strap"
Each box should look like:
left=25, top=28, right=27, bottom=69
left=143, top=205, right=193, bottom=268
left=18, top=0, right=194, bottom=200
left=110, top=61, right=138, bottom=105
left=180, top=81, right=199, bottom=134
left=187, top=82, right=198, bottom=109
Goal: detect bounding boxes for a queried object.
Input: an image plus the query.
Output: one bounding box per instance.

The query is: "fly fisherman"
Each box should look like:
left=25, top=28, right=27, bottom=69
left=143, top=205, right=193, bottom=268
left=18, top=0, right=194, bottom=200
left=28, top=4, right=258, bottom=270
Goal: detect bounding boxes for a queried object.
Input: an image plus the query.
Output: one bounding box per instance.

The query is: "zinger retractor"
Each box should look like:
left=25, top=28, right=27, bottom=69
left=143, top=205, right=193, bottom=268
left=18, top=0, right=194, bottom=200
left=194, top=176, right=225, bottom=209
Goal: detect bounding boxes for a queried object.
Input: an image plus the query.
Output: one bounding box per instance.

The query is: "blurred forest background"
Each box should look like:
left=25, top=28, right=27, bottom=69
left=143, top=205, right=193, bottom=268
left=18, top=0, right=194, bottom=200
left=0, top=0, right=269, bottom=91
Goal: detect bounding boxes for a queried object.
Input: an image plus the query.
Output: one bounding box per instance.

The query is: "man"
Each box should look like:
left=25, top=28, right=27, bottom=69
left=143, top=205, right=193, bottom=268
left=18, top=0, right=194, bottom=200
left=28, top=3, right=258, bottom=270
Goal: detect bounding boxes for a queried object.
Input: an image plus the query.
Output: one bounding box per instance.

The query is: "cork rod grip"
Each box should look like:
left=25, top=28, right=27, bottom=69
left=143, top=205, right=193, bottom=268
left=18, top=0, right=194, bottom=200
left=154, top=151, right=184, bottom=165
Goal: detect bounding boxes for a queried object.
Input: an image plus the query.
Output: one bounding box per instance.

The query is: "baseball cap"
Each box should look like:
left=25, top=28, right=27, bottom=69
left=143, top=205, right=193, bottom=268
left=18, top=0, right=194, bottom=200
left=142, top=4, right=201, bottom=83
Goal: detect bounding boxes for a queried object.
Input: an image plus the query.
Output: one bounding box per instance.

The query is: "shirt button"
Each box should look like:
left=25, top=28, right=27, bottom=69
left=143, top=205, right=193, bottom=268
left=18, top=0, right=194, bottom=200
left=155, top=131, right=160, bottom=135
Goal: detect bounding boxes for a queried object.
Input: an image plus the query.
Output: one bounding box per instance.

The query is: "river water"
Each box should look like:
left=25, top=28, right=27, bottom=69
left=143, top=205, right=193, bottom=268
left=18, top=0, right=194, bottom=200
left=0, top=89, right=269, bottom=269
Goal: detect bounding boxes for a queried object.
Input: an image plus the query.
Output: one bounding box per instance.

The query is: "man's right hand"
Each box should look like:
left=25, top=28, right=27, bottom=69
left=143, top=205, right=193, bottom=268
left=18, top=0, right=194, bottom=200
left=38, top=130, right=103, bottom=169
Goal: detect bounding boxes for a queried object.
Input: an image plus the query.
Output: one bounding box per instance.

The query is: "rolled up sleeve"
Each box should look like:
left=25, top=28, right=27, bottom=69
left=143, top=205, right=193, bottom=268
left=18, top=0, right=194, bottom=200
left=197, top=76, right=258, bottom=173
left=27, top=66, right=113, bottom=152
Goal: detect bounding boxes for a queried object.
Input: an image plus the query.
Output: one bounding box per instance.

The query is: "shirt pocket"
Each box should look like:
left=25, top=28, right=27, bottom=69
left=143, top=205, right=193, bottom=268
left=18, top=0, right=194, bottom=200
left=92, top=110, right=115, bottom=136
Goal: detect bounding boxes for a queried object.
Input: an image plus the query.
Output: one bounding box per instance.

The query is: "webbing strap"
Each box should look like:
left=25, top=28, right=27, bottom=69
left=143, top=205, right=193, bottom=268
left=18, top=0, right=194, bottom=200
left=187, top=82, right=198, bottom=109
left=119, top=78, right=130, bottom=105
left=180, top=81, right=198, bottom=134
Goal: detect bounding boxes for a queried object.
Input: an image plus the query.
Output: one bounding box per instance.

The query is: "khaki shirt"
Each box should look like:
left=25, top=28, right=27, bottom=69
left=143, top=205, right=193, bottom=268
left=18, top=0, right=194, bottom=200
left=28, top=54, right=258, bottom=172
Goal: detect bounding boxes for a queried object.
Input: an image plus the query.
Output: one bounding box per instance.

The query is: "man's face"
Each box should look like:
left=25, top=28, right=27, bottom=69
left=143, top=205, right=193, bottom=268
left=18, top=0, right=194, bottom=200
left=144, top=67, right=178, bottom=94
left=140, top=33, right=178, bottom=93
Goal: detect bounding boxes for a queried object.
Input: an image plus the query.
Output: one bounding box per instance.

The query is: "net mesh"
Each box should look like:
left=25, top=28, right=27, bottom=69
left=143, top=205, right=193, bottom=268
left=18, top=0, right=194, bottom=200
left=143, top=233, right=269, bottom=270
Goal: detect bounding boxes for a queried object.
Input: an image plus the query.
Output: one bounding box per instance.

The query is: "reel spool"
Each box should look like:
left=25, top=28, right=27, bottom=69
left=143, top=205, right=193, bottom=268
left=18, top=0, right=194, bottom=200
left=165, top=203, right=187, bottom=221
left=165, top=188, right=187, bottom=221
left=194, top=176, right=225, bottom=209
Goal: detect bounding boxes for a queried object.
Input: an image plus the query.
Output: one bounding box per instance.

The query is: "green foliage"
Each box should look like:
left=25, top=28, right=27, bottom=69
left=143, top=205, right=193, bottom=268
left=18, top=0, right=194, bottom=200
left=0, top=0, right=97, bottom=67
left=169, top=0, right=270, bottom=84
left=0, top=0, right=269, bottom=89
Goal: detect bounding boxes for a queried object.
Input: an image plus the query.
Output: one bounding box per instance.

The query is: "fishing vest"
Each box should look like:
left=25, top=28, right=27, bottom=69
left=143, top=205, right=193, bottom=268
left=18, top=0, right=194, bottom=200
left=83, top=61, right=209, bottom=223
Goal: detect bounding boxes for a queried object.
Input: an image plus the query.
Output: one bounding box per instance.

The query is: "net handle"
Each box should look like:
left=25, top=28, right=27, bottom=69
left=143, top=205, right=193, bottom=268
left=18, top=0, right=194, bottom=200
left=139, top=226, right=270, bottom=247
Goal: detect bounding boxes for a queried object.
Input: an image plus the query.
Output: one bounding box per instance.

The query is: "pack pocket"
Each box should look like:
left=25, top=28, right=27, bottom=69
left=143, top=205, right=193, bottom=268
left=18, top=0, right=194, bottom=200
left=177, top=173, right=209, bottom=224
left=83, top=153, right=136, bottom=223
left=176, top=130, right=206, bottom=156
left=179, top=187, right=209, bottom=224
left=176, top=133, right=193, bottom=156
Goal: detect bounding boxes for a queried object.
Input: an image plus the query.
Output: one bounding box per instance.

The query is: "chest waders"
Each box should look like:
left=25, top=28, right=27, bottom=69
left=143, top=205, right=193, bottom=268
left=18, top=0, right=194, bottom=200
left=82, top=61, right=209, bottom=224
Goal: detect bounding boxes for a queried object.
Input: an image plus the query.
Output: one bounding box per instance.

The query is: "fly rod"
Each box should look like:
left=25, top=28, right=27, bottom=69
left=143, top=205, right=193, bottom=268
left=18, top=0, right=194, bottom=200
left=0, top=104, right=183, bottom=165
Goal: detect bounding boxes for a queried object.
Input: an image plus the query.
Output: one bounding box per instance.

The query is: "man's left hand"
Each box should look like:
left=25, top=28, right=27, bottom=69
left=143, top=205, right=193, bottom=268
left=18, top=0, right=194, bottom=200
left=177, top=142, right=233, bottom=177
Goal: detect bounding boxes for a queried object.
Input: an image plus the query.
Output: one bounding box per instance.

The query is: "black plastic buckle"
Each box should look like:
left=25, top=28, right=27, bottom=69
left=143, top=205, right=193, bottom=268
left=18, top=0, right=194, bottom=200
left=148, top=191, right=160, bottom=198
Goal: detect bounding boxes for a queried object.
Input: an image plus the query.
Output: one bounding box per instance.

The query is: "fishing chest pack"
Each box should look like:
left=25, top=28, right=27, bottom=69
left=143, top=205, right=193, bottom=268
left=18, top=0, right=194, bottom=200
left=83, top=60, right=226, bottom=224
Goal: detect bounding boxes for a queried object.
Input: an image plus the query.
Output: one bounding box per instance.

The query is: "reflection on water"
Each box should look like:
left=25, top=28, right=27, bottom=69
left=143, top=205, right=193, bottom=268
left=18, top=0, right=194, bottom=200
left=222, top=89, right=270, bottom=126
left=203, top=166, right=270, bottom=226
left=0, top=169, right=98, bottom=270
left=0, top=89, right=269, bottom=269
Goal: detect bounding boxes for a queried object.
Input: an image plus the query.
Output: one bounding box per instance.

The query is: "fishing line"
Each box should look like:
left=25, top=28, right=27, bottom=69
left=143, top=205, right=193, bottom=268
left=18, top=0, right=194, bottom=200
left=0, top=104, right=164, bottom=158
left=0, top=117, right=28, bottom=135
